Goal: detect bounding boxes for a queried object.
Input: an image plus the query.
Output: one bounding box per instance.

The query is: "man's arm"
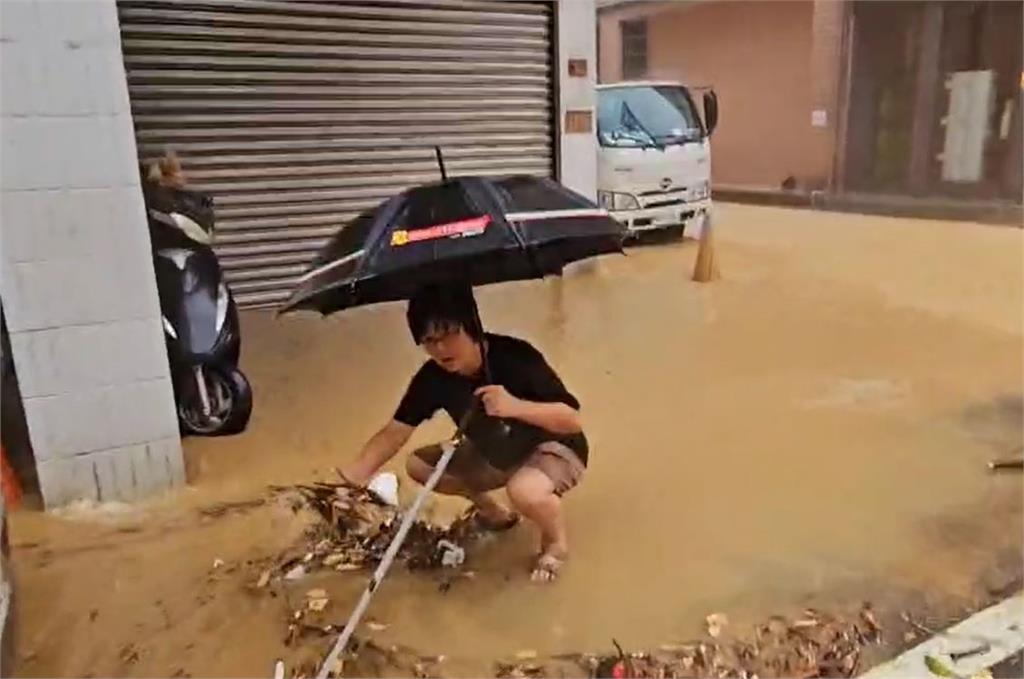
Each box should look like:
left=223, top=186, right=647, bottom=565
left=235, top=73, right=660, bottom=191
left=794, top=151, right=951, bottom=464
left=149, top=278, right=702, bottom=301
left=339, top=420, right=415, bottom=486
left=475, top=385, right=582, bottom=435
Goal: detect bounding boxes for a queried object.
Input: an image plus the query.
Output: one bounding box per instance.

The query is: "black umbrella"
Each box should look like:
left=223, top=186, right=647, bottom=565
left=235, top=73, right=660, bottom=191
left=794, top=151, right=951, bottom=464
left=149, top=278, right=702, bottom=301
left=278, top=162, right=624, bottom=316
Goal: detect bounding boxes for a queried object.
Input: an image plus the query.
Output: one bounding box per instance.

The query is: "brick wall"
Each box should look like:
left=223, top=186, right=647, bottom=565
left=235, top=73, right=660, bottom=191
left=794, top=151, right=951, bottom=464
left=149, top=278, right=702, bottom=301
left=598, top=0, right=847, bottom=190
left=0, top=0, right=184, bottom=506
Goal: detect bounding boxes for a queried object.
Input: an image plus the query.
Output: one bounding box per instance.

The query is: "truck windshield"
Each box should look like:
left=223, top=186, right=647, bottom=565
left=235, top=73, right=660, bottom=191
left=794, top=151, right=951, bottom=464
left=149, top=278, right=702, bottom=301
left=597, top=85, right=703, bottom=148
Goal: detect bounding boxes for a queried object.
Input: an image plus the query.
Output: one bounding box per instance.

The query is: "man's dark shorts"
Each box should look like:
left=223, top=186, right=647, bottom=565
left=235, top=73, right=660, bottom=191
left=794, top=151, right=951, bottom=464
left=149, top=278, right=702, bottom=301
left=412, top=440, right=585, bottom=496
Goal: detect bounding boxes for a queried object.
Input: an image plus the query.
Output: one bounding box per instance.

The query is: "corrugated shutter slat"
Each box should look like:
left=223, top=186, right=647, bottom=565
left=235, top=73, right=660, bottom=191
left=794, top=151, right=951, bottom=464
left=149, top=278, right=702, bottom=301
left=118, top=0, right=554, bottom=307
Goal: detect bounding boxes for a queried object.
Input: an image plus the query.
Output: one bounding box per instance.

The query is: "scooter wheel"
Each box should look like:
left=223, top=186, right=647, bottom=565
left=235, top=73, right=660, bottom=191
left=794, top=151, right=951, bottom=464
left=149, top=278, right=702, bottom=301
left=178, top=366, right=252, bottom=437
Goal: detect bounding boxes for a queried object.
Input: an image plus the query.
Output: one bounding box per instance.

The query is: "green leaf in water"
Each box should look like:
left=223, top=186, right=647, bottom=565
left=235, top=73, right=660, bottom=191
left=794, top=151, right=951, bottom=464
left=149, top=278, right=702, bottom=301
left=925, top=655, right=958, bottom=678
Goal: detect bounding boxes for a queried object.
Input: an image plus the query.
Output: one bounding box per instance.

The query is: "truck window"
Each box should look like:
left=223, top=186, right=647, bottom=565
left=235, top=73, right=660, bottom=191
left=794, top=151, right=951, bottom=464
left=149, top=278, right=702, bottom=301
left=597, top=86, right=704, bottom=148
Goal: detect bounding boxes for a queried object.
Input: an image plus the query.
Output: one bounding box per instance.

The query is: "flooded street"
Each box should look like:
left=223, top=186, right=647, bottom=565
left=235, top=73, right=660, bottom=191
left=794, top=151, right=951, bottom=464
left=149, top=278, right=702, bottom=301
left=11, top=204, right=1023, bottom=677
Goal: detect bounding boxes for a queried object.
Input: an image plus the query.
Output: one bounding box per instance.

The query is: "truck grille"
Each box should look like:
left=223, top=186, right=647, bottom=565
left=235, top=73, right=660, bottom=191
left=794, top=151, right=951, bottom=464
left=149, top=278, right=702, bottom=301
left=638, top=188, right=690, bottom=209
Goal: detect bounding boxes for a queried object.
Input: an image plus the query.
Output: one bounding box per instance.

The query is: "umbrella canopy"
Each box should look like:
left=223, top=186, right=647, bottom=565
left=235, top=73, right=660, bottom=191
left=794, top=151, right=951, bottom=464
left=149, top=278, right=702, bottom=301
left=279, top=175, right=624, bottom=315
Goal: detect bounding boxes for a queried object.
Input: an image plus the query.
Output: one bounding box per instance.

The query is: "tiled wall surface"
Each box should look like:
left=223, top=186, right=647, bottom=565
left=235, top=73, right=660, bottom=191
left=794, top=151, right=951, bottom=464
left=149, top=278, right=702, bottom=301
left=0, top=0, right=184, bottom=506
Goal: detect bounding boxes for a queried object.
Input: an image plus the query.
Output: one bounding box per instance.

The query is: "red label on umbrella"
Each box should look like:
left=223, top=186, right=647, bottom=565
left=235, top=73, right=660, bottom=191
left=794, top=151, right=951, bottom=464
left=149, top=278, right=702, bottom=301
left=391, top=215, right=490, bottom=246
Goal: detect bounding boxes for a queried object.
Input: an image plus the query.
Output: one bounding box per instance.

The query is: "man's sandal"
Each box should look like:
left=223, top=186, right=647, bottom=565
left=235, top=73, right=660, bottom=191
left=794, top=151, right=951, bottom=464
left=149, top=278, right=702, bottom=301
left=531, top=553, right=564, bottom=582
left=473, top=511, right=521, bottom=532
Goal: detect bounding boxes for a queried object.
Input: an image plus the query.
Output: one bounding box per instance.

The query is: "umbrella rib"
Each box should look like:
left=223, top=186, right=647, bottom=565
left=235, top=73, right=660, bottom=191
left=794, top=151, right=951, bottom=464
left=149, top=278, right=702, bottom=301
left=296, top=249, right=365, bottom=284
left=350, top=195, right=404, bottom=286
left=504, top=208, right=611, bottom=221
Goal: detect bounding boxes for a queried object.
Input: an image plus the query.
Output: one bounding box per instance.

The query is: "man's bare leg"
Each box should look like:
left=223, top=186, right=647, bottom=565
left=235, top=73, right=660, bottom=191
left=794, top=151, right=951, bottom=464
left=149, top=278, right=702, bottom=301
left=506, top=466, right=567, bottom=582
left=406, top=454, right=513, bottom=525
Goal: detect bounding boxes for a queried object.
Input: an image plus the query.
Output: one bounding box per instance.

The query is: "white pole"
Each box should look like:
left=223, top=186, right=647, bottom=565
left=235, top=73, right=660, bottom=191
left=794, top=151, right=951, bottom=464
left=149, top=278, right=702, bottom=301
left=315, top=441, right=458, bottom=679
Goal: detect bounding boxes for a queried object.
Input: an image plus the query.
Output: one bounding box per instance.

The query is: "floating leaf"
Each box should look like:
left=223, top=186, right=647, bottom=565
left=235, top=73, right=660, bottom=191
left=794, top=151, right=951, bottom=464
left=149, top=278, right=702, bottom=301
left=860, top=606, right=881, bottom=634
left=323, top=553, right=348, bottom=567
left=706, top=613, right=729, bottom=638
left=924, top=655, right=958, bottom=678
left=792, top=618, right=820, bottom=629
left=335, top=563, right=361, bottom=572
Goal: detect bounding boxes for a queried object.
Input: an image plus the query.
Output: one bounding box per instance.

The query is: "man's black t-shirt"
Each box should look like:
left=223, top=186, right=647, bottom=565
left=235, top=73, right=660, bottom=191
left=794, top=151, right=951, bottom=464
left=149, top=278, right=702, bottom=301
left=393, top=333, right=588, bottom=470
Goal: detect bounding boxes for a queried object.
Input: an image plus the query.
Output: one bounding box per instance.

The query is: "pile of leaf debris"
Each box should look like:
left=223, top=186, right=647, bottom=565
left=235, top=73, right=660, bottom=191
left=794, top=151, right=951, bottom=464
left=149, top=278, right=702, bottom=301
left=497, top=606, right=883, bottom=679
left=252, top=481, right=883, bottom=679
left=258, top=480, right=483, bottom=585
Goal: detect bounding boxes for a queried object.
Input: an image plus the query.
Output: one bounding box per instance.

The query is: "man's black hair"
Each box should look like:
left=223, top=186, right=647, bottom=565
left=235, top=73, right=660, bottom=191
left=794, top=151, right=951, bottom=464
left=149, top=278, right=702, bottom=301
left=406, top=283, right=483, bottom=344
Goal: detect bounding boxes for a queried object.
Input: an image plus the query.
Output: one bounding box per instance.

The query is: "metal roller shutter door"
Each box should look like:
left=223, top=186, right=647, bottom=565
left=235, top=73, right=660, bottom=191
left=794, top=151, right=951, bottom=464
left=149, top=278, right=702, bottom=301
left=117, top=0, right=555, bottom=307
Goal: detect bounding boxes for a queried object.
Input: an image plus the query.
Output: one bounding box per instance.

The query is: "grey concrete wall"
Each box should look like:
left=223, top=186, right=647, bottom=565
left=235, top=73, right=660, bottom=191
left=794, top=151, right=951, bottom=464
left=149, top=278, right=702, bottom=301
left=0, top=0, right=184, bottom=506
left=557, top=0, right=598, bottom=200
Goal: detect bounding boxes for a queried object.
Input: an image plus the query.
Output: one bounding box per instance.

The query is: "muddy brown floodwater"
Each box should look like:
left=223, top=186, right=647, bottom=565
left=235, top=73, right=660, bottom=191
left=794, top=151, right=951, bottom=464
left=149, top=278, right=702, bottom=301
left=10, top=204, right=1023, bottom=677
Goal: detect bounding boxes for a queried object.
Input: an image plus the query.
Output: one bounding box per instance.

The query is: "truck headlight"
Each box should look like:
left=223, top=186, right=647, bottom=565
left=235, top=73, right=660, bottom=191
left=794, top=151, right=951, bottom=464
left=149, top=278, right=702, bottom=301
left=688, top=182, right=712, bottom=200
left=597, top=190, right=640, bottom=212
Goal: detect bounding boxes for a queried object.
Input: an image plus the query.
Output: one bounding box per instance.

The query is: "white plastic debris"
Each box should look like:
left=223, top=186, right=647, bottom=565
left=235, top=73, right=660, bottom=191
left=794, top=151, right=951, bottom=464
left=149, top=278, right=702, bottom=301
left=273, top=660, right=285, bottom=679
left=436, top=539, right=465, bottom=568
left=368, top=472, right=400, bottom=507
left=283, top=564, right=307, bottom=581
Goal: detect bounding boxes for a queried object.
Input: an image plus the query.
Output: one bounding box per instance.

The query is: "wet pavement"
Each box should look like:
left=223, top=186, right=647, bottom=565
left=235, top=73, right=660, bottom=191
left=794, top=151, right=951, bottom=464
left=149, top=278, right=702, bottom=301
left=9, top=204, right=1023, bottom=677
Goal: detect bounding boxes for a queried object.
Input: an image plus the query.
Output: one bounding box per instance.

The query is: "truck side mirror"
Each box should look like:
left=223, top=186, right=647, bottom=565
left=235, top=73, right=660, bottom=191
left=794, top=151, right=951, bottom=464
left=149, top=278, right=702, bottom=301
left=703, top=90, right=719, bottom=137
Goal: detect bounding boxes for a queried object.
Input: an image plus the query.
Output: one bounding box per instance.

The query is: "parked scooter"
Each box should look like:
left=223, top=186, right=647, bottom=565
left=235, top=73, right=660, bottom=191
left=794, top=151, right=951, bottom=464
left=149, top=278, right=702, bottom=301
left=141, top=154, right=252, bottom=436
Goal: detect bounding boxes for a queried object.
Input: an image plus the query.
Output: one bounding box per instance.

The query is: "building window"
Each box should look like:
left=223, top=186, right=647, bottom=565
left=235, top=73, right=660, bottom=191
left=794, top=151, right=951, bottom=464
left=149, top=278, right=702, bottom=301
left=621, top=19, right=648, bottom=79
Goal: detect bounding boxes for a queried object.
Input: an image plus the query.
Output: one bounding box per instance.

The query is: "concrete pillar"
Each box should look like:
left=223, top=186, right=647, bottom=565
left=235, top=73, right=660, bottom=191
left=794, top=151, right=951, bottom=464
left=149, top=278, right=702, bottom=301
left=907, top=2, right=944, bottom=194
left=808, top=0, right=849, bottom=191
left=0, top=0, right=184, bottom=506
left=557, top=0, right=598, bottom=200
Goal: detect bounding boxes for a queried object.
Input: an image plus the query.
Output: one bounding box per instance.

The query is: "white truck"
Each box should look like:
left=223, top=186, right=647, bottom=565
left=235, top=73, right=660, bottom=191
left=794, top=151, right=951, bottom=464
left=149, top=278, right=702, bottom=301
left=596, top=81, right=718, bottom=239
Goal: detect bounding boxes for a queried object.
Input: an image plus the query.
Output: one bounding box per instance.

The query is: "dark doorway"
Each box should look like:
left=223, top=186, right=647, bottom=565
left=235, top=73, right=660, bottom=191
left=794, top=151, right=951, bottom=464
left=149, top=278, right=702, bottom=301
left=1, top=308, right=41, bottom=508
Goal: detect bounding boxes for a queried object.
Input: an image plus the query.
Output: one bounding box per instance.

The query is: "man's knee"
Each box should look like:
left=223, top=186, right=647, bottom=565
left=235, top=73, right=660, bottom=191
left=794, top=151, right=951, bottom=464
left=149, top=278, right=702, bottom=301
left=506, top=467, right=555, bottom=510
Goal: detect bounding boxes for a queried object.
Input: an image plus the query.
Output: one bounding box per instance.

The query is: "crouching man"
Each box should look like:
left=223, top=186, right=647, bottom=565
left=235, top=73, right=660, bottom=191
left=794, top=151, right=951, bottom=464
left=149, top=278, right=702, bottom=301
left=339, top=285, right=588, bottom=582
